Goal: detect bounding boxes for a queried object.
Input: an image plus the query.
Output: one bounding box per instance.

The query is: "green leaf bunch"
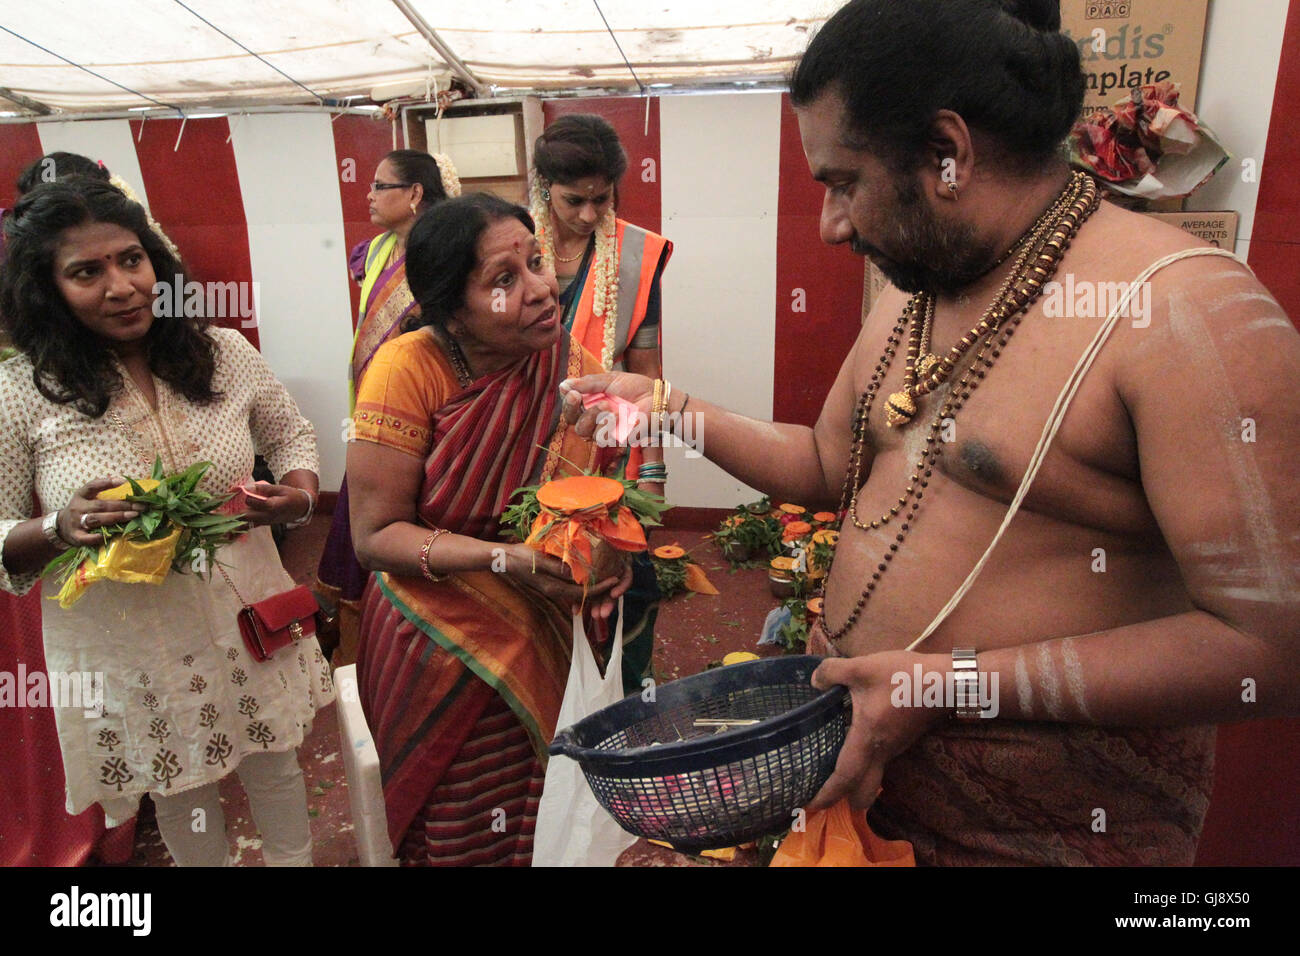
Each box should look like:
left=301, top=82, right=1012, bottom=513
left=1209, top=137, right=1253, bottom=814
left=711, top=504, right=783, bottom=565
left=42, top=458, right=246, bottom=586
left=651, top=553, right=689, bottom=598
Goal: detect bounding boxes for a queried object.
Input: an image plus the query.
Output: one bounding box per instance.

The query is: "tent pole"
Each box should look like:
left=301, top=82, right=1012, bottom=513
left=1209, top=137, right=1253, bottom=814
left=0, top=87, right=51, bottom=115
left=389, top=0, right=487, bottom=98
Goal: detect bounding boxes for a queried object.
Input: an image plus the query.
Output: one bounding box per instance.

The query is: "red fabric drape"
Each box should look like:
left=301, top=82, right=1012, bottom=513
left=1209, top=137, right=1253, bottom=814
left=0, top=585, right=137, bottom=866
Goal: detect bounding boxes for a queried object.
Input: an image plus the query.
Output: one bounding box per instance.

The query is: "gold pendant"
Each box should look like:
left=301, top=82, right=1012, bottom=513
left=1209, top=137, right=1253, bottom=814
left=915, top=353, right=939, bottom=380
left=885, top=390, right=917, bottom=428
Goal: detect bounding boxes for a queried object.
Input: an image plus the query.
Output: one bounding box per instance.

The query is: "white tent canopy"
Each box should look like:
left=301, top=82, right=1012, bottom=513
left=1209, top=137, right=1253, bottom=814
left=0, top=0, right=839, bottom=114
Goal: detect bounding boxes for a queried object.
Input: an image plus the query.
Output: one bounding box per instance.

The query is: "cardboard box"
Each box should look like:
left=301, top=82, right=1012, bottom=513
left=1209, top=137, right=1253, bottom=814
left=1146, top=210, right=1239, bottom=249
left=1059, top=0, right=1211, bottom=113
left=861, top=261, right=890, bottom=322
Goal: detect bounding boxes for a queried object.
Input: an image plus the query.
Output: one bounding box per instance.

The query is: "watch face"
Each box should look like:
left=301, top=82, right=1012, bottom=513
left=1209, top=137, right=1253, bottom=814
left=44, top=512, right=70, bottom=550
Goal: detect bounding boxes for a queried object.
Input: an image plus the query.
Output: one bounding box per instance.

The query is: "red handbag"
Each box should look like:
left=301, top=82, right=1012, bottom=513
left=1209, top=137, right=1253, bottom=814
left=234, top=584, right=321, bottom=662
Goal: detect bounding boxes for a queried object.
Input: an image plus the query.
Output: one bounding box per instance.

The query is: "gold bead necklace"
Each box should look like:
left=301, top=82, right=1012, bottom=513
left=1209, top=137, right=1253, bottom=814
left=819, top=172, right=1100, bottom=644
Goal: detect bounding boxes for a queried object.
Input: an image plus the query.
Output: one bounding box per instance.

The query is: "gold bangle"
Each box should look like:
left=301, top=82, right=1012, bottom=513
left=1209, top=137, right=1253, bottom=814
left=419, top=528, right=450, bottom=582
left=652, top=378, right=673, bottom=434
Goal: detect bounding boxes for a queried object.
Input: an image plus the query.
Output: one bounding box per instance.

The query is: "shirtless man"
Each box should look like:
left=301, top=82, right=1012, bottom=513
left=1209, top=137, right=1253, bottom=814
left=563, top=0, right=1300, bottom=864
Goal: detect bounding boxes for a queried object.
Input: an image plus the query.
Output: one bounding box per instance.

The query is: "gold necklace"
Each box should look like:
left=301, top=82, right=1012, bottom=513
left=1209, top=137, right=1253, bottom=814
left=910, top=187, right=1077, bottom=381
left=886, top=171, right=1094, bottom=428
left=553, top=237, right=589, bottom=263
left=819, top=172, right=1101, bottom=644
left=443, top=335, right=474, bottom=387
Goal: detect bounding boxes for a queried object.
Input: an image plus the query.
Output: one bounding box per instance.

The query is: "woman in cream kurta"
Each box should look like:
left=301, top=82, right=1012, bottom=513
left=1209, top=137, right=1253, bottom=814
left=0, top=327, right=334, bottom=823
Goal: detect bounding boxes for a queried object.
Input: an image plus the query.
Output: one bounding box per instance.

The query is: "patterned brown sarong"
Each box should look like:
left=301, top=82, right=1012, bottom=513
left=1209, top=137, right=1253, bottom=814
left=867, top=721, right=1215, bottom=866
left=807, top=628, right=1215, bottom=865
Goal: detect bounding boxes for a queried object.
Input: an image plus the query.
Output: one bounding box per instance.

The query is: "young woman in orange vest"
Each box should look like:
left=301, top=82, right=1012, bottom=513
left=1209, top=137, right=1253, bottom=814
left=530, top=114, right=673, bottom=692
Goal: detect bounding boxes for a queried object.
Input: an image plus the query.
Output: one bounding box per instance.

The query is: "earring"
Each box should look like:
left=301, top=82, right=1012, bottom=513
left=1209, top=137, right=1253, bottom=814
left=410, top=202, right=419, bottom=214
left=947, top=182, right=959, bottom=197
left=540, top=187, right=551, bottom=202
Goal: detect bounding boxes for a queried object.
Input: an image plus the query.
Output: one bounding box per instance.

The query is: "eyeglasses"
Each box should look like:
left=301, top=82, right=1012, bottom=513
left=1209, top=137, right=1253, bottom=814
left=370, top=181, right=412, bottom=191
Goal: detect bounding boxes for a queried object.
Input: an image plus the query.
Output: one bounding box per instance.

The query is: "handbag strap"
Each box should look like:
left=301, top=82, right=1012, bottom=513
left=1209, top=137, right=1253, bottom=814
left=905, top=246, right=1245, bottom=651
left=217, top=563, right=249, bottom=607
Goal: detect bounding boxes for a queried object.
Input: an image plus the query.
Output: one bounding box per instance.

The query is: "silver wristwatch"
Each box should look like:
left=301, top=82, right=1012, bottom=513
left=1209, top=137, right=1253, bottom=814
left=951, top=647, right=982, bottom=720
left=42, top=510, right=71, bottom=551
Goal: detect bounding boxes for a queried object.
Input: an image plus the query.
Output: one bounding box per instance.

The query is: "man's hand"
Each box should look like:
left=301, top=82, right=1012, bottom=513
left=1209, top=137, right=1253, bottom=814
left=808, top=650, right=952, bottom=811
left=560, top=372, right=657, bottom=439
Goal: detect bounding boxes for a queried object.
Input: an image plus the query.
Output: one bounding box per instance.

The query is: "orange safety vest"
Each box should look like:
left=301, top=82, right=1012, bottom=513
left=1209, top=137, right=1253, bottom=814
left=567, top=219, right=673, bottom=371
left=566, top=220, right=672, bottom=482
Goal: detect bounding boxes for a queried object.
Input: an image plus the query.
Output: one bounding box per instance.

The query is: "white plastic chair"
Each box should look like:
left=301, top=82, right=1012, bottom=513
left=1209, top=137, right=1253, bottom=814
left=333, top=663, right=399, bottom=867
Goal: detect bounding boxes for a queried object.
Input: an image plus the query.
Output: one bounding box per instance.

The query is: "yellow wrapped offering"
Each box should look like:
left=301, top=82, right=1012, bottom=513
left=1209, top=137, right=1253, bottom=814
left=54, top=527, right=182, bottom=608
left=97, top=478, right=161, bottom=500
left=45, top=460, right=245, bottom=609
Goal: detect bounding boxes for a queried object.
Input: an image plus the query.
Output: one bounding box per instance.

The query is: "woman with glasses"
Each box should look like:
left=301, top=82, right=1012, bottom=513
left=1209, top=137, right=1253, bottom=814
left=317, top=150, right=458, bottom=666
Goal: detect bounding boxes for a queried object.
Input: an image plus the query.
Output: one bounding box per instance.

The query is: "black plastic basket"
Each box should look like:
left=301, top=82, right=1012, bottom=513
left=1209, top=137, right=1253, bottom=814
left=548, top=655, right=849, bottom=851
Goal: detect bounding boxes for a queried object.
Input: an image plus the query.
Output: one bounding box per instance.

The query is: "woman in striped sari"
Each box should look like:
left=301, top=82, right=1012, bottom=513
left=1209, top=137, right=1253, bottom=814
left=347, top=193, right=629, bottom=866
left=317, top=150, right=457, bottom=666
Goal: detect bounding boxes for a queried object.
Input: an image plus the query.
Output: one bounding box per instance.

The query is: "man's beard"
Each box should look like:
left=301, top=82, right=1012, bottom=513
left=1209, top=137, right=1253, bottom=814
left=852, top=177, right=1000, bottom=295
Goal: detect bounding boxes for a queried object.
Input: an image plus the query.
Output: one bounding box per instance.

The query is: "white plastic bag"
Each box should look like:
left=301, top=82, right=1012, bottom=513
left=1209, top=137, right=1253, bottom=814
left=532, top=599, right=637, bottom=867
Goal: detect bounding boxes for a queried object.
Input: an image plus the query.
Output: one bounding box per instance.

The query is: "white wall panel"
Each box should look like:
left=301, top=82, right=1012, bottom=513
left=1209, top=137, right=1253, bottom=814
left=37, top=119, right=150, bottom=210
left=660, top=91, right=782, bottom=508
left=228, top=112, right=354, bottom=489
left=1185, top=0, right=1290, bottom=258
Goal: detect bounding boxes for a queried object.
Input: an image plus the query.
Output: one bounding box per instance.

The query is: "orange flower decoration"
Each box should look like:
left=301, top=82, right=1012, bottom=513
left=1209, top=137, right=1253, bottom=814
left=650, top=541, right=718, bottom=594
left=782, top=520, right=813, bottom=543
left=525, top=476, right=646, bottom=585
left=812, top=511, right=838, bottom=524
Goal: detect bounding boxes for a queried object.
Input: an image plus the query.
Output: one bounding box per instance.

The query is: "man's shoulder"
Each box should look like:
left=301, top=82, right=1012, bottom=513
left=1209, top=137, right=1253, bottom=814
left=1085, top=201, right=1244, bottom=283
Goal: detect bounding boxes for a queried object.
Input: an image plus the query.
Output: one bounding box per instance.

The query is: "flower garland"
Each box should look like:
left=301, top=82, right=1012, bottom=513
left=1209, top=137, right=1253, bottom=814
left=433, top=152, right=462, bottom=198
left=530, top=175, right=621, bottom=370
left=590, top=208, right=619, bottom=369
left=109, top=174, right=181, bottom=262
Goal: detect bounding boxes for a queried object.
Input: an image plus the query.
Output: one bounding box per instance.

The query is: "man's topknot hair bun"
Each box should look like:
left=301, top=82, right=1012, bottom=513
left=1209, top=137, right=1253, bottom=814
left=1001, top=0, right=1062, bottom=32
